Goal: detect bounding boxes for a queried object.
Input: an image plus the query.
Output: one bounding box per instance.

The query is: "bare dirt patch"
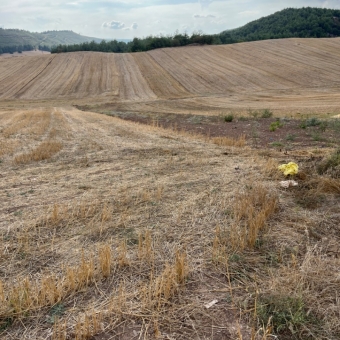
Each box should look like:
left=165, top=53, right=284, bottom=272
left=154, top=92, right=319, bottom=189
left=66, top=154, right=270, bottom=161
left=83, top=108, right=340, bottom=151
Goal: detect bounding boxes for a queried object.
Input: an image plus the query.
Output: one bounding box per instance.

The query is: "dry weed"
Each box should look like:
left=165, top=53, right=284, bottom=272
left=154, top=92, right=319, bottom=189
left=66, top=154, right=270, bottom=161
left=14, top=140, right=62, bottom=164
left=230, top=184, right=278, bottom=250
left=211, top=134, right=246, bottom=147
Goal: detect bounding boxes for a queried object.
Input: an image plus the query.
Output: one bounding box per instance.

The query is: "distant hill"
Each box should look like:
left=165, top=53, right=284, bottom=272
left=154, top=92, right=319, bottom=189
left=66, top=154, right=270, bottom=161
left=220, top=7, right=340, bottom=43
left=0, top=29, right=102, bottom=54
left=51, top=7, right=340, bottom=55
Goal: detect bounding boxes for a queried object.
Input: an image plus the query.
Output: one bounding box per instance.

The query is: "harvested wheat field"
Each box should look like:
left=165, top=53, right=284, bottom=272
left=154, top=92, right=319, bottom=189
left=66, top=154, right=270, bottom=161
left=0, top=38, right=340, bottom=339
left=1, top=38, right=340, bottom=115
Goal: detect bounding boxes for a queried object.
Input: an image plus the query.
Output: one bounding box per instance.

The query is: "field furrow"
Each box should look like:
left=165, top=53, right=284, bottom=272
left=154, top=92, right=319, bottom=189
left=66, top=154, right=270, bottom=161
left=115, top=53, right=157, bottom=101
left=133, top=52, right=191, bottom=98
left=0, top=38, right=340, bottom=113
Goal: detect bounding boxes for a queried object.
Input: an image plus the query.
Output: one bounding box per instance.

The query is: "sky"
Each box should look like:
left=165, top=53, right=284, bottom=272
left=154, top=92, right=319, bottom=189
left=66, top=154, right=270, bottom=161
left=0, top=0, right=340, bottom=40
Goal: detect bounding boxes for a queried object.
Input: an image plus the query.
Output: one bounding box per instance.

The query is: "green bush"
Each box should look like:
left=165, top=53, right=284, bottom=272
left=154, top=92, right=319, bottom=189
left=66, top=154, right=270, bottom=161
left=300, top=117, right=321, bottom=128
left=224, top=114, right=234, bottom=122
left=261, top=109, right=273, bottom=118
left=270, top=120, right=284, bottom=131
left=270, top=141, right=284, bottom=147
left=257, top=294, right=313, bottom=336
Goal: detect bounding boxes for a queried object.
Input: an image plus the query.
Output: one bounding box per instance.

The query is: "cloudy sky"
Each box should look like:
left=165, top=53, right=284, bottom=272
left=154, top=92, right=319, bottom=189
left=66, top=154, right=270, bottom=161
left=1, top=0, right=339, bottom=39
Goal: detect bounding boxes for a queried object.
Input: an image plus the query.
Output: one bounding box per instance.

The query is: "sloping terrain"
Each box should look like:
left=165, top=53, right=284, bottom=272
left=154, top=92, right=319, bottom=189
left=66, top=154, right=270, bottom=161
left=0, top=107, right=254, bottom=339
left=0, top=106, right=339, bottom=339
left=0, top=38, right=340, bottom=340
left=0, top=28, right=102, bottom=49
left=1, top=38, right=340, bottom=115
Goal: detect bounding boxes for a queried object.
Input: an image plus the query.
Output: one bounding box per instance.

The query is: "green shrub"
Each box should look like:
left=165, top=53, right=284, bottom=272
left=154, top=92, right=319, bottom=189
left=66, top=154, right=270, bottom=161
left=270, top=120, right=284, bottom=131
left=261, top=109, right=273, bottom=118
left=224, top=114, right=234, bottom=122
left=300, top=117, right=321, bottom=129
left=319, top=121, right=328, bottom=132
left=270, top=141, right=284, bottom=147
left=257, top=295, right=313, bottom=336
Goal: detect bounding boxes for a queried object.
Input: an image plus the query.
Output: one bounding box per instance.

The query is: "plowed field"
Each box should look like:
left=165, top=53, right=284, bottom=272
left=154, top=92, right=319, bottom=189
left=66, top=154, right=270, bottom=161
left=1, top=38, right=340, bottom=115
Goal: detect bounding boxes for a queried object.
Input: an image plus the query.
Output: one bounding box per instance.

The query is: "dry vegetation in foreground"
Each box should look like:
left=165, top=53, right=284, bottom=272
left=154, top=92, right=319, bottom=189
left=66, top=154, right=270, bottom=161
left=0, top=107, right=339, bottom=339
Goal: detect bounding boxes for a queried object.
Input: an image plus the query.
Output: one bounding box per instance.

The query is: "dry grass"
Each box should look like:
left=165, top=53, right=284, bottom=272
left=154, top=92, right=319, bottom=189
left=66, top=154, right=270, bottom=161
left=317, top=177, right=340, bottom=194
left=211, top=134, right=246, bottom=147
left=14, top=140, right=63, bottom=164
left=230, top=184, right=278, bottom=250
left=0, top=107, right=339, bottom=340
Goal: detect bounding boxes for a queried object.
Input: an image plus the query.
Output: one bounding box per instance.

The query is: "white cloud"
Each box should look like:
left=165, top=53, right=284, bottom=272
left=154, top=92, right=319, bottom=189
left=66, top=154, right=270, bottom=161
left=1, top=0, right=340, bottom=39
left=102, top=20, right=125, bottom=29
left=193, top=14, right=216, bottom=18
left=102, top=20, right=137, bottom=31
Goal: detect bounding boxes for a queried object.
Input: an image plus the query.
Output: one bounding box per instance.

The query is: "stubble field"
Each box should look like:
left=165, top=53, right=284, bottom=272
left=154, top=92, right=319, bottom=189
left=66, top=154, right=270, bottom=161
left=0, top=38, right=339, bottom=339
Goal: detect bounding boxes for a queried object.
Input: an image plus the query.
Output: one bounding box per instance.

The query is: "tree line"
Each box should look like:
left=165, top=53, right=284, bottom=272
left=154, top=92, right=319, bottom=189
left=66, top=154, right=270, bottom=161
left=51, top=7, right=340, bottom=54
left=0, top=44, right=50, bottom=55
left=51, top=32, right=219, bottom=54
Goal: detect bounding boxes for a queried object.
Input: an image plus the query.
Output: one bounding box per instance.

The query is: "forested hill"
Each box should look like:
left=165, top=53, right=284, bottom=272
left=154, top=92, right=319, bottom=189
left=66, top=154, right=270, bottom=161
left=0, top=29, right=102, bottom=54
left=220, top=7, right=340, bottom=43
left=51, top=7, right=340, bottom=54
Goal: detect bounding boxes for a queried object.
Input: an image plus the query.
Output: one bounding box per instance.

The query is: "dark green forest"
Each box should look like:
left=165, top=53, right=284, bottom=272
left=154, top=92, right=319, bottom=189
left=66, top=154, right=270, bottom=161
left=221, top=7, right=340, bottom=42
left=51, top=7, right=340, bottom=54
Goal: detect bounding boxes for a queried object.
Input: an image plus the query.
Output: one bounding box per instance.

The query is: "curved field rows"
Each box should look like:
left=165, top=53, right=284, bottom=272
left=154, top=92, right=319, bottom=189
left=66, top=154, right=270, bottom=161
left=0, top=38, right=340, bottom=110
left=132, top=52, right=191, bottom=98
left=115, top=53, right=157, bottom=101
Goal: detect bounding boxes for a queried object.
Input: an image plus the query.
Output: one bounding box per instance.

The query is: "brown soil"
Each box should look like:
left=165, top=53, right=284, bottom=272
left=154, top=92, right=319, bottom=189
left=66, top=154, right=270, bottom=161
left=83, top=109, right=340, bottom=150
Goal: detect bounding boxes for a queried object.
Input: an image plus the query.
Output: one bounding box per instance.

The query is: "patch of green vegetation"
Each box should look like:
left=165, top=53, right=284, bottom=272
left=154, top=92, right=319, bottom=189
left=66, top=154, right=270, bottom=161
left=318, top=121, right=328, bottom=132
left=300, top=117, right=321, bottom=129
left=0, top=317, right=13, bottom=332
left=270, top=141, right=284, bottom=147
left=257, top=295, right=314, bottom=337
left=270, top=120, right=284, bottom=131
left=47, top=303, right=65, bottom=324
left=261, top=109, right=273, bottom=118
left=224, top=114, right=234, bottom=122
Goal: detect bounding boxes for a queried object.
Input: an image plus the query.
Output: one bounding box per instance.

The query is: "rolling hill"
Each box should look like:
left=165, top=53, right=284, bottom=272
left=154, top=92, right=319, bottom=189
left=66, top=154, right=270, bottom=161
left=1, top=38, right=340, bottom=115
left=51, top=8, right=340, bottom=54
left=221, top=7, right=340, bottom=43
left=0, top=28, right=102, bottom=53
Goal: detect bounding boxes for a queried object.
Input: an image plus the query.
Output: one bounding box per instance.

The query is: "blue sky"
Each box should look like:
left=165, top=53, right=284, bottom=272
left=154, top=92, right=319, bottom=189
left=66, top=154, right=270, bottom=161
left=0, top=0, right=339, bottom=39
